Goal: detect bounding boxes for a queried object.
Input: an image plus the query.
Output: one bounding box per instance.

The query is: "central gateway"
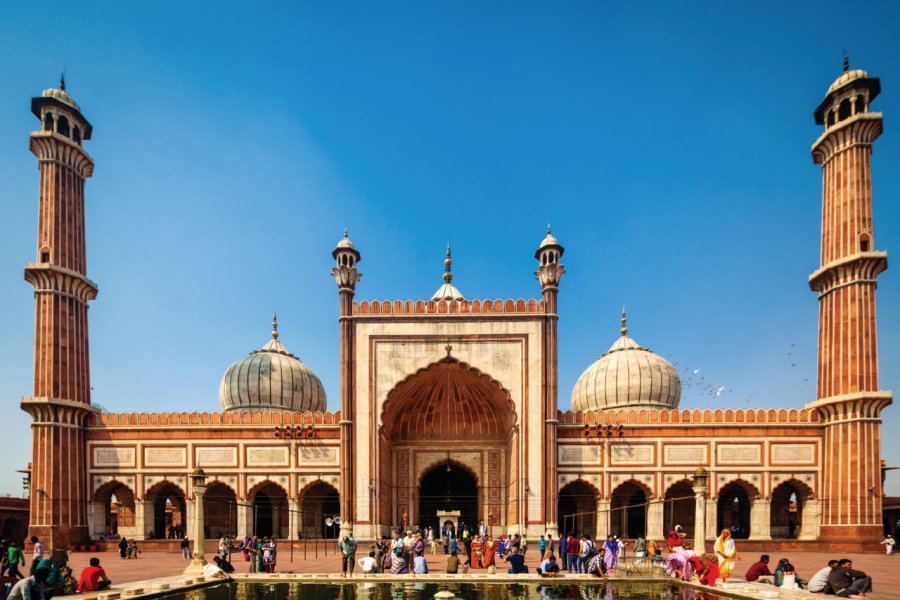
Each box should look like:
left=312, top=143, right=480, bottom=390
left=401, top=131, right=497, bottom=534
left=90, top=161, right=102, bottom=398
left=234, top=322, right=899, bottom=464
left=332, top=238, right=566, bottom=539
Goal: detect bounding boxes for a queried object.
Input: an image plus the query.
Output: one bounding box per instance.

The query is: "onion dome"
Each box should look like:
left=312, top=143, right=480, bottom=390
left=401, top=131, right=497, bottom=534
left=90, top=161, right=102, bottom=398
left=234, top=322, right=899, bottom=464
left=219, top=313, right=326, bottom=412
left=571, top=309, right=681, bottom=411
left=432, top=242, right=465, bottom=301
left=535, top=224, right=563, bottom=257
left=826, top=68, right=869, bottom=96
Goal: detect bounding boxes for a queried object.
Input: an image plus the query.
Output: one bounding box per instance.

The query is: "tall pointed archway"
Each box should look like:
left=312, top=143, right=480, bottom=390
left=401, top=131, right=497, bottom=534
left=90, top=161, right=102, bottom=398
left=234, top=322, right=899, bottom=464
left=379, top=354, right=517, bottom=534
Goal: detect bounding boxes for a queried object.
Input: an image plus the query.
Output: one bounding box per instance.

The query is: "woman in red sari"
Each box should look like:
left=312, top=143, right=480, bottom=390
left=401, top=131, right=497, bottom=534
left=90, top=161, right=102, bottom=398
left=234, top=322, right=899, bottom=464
left=469, top=535, right=483, bottom=569
left=483, top=536, right=497, bottom=567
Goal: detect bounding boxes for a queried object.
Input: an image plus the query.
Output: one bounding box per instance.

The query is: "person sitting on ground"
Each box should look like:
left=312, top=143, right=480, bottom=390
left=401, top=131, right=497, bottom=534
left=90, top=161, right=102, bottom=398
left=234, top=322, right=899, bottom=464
left=77, top=557, right=111, bottom=592
left=778, top=563, right=801, bottom=589
left=389, top=549, right=409, bottom=575
left=446, top=550, right=460, bottom=574
left=700, top=554, right=719, bottom=587
left=413, top=552, right=428, bottom=574
left=651, top=548, right=665, bottom=563
left=828, top=558, right=872, bottom=599
left=213, top=555, right=235, bottom=574
left=504, top=548, right=528, bottom=574
left=7, top=565, right=51, bottom=600
left=358, top=551, right=377, bottom=575
left=745, top=554, right=775, bottom=585
left=537, top=554, right=560, bottom=577
left=808, top=560, right=839, bottom=594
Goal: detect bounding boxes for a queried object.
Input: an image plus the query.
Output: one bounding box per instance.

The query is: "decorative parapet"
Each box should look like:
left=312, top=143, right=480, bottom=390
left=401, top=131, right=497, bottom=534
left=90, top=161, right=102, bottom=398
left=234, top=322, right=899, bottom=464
left=88, top=410, right=341, bottom=427
left=557, top=407, right=821, bottom=425
left=352, top=298, right=544, bottom=316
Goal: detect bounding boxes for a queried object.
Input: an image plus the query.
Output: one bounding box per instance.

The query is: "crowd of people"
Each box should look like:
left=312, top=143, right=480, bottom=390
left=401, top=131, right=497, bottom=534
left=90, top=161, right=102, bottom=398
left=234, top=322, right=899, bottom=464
left=745, top=555, right=873, bottom=598
left=0, top=537, right=113, bottom=599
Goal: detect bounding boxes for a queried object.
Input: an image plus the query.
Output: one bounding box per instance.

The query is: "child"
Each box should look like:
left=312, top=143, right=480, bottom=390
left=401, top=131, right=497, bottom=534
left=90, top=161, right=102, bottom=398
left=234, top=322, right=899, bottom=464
left=778, top=562, right=800, bottom=589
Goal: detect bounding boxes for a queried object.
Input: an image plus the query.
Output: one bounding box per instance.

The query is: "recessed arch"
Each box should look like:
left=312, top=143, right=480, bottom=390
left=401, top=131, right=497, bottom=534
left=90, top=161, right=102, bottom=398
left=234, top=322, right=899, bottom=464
left=663, top=479, right=695, bottom=539
left=558, top=479, right=599, bottom=537
left=771, top=479, right=814, bottom=539
left=146, top=481, right=186, bottom=540
left=299, top=480, right=340, bottom=539
left=381, top=356, right=516, bottom=442
left=204, top=481, right=237, bottom=538
left=610, top=480, right=650, bottom=538
left=717, top=480, right=756, bottom=539
left=94, top=480, right=136, bottom=536
left=249, top=481, right=289, bottom=538
left=418, top=460, right=479, bottom=532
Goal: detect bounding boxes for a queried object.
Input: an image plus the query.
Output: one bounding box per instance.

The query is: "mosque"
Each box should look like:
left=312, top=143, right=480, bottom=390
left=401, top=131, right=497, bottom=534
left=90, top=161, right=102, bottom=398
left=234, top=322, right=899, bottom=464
left=18, top=63, right=891, bottom=551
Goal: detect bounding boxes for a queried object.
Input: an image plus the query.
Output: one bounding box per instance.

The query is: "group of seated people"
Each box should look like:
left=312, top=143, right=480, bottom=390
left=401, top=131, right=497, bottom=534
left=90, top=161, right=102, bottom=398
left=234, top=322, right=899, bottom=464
left=746, top=555, right=872, bottom=599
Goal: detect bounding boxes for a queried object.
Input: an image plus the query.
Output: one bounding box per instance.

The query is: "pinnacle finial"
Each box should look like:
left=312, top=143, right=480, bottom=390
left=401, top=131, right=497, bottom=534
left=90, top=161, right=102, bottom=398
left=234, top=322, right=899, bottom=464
left=843, top=50, right=849, bottom=73
left=60, top=73, right=66, bottom=91
left=344, top=228, right=349, bottom=239
left=272, top=310, right=279, bottom=339
left=445, top=344, right=453, bottom=357
left=547, top=223, right=552, bottom=235
left=443, top=241, right=453, bottom=283
left=620, top=305, right=628, bottom=336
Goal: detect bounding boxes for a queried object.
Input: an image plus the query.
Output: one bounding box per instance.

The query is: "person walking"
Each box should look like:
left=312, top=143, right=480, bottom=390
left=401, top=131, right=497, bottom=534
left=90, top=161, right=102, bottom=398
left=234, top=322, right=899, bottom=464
left=29, top=537, right=43, bottom=576
left=881, top=535, right=895, bottom=555
left=118, top=537, right=128, bottom=559
left=7, top=541, right=26, bottom=580
left=559, top=534, right=568, bottom=571
left=181, top=537, right=192, bottom=560
left=566, top=532, right=579, bottom=573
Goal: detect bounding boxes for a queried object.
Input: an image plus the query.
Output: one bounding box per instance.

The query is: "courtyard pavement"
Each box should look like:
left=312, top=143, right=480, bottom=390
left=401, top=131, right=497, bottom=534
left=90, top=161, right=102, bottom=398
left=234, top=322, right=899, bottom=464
left=56, top=543, right=900, bottom=600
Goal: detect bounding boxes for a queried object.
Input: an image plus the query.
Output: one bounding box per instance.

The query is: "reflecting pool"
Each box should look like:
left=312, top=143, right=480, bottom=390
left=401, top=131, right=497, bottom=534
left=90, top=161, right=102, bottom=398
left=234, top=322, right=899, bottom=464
left=164, top=580, right=713, bottom=600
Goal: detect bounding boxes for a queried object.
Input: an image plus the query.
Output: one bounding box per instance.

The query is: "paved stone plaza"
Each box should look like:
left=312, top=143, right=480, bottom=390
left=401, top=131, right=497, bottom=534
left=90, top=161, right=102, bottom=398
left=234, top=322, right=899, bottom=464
left=59, top=544, right=900, bottom=600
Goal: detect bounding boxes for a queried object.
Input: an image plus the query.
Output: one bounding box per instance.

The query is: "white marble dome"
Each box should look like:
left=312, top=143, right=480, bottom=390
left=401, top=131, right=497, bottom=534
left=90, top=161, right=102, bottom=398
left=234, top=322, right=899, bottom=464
left=571, top=316, right=681, bottom=411
left=219, top=320, right=326, bottom=413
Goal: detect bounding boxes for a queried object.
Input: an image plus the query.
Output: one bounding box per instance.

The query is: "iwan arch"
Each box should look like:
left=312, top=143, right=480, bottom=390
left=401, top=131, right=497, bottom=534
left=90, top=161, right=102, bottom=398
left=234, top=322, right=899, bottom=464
left=18, top=63, right=891, bottom=550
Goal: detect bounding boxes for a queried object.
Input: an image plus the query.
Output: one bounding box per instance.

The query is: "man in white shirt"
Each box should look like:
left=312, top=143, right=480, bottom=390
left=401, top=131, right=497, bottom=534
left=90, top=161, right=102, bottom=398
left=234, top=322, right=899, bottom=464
left=808, top=560, right=839, bottom=593
left=29, top=537, right=44, bottom=576
left=358, top=551, right=377, bottom=574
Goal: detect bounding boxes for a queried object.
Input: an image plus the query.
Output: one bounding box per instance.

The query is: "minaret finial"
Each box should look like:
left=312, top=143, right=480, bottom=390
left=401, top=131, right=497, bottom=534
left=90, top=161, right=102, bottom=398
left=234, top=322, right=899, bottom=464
left=620, top=305, right=628, bottom=336
left=547, top=223, right=552, bottom=235
left=272, top=310, right=279, bottom=339
left=344, top=228, right=349, bottom=239
left=843, top=49, right=849, bottom=73
left=443, top=241, right=453, bottom=283
left=59, top=72, right=66, bottom=91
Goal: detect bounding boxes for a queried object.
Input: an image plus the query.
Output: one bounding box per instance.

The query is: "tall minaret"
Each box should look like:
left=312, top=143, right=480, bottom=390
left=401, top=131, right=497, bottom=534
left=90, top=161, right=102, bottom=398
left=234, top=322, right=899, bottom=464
left=21, top=77, right=99, bottom=548
left=535, top=226, right=565, bottom=536
left=332, top=230, right=361, bottom=536
left=808, top=59, right=892, bottom=541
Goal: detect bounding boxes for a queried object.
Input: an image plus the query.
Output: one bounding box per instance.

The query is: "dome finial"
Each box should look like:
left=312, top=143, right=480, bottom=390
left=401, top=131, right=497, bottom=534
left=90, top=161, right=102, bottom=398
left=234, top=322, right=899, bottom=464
left=59, top=72, right=66, bottom=91
left=272, top=310, right=279, bottom=339
left=843, top=49, right=849, bottom=73
left=344, top=228, right=349, bottom=239
left=443, top=241, right=453, bottom=283
left=547, top=223, right=552, bottom=235
left=620, top=305, right=628, bottom=336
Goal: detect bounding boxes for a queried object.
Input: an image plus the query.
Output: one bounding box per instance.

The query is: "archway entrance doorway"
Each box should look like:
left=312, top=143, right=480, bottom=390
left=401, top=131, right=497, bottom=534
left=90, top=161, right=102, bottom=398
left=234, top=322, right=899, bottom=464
left=204, top=482, right=237, bottom=538
left=418, top=462, right=478, bottom=532
left=610, top=482, right=648, bottom=539
left=664, top=481, right=695, bottom=540
left=771, top=481, right=810, bottom=539
left=717, top=482, right=752, bottom=539
left=558, top=481, right=598, bottom=537
left=252, top=483, right=289, bottom=539
left=300, top=481, right=340, bottom=539
left=149, top=483, right=185, bottom=540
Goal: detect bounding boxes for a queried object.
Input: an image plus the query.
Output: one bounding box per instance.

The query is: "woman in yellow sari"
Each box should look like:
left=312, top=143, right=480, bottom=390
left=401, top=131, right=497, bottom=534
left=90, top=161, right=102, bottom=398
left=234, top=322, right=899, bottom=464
left=714, top=529, right=738, bottom=582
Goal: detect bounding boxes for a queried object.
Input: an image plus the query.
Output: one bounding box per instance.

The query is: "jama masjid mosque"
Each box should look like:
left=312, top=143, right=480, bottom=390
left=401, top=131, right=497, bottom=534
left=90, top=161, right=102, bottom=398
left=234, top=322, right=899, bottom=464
left=18, top=62, right=891, bottom=550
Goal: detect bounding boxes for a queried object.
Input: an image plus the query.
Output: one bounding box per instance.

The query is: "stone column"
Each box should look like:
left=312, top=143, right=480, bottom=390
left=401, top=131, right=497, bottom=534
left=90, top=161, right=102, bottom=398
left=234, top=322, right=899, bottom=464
left=799, top=499, right=821, bottom=540
left=706, top=500, right=718, bottom=540
left=691, top=467, right=709, bottom=553
left=646, top=499, right=664, bottom=540
left=184, top=468, right=208, bottom=575
left=135, top=500, right=154, bottom=540
left=750, top=498, right=771, bottom=540
left=236, top=502, right=250, bottom=538
left=89, top=501, right=107, bottom=539
left=597, top=498, right=610, bottom=537
left=288, top=500, right=300, bottom=540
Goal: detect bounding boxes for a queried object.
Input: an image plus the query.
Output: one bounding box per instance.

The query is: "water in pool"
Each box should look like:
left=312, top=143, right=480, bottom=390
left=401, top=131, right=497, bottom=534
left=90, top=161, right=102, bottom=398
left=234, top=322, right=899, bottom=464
left=165, top=581, right=710, bottom=600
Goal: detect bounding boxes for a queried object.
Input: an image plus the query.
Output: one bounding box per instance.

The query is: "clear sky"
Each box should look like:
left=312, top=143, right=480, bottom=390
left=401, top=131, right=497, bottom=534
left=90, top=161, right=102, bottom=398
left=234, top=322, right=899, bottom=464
left=1, top=2, right=899, bottom=497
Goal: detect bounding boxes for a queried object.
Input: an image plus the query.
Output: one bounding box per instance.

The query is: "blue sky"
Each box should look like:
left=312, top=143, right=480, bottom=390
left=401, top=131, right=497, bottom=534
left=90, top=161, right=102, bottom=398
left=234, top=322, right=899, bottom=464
left=1, top=2, right=899, bottom=496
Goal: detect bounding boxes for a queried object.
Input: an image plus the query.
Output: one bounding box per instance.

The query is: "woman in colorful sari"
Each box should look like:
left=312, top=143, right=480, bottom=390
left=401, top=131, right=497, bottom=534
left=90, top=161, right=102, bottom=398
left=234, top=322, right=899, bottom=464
left=603, top=535, right=619, bottom=574
left=483, top=536, right=497, bottom=567
left=714, top=529, right=738, bottom=582
left=666, top=551, right=691, bottom=581
left=469, top=535, right=483, bottom=569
